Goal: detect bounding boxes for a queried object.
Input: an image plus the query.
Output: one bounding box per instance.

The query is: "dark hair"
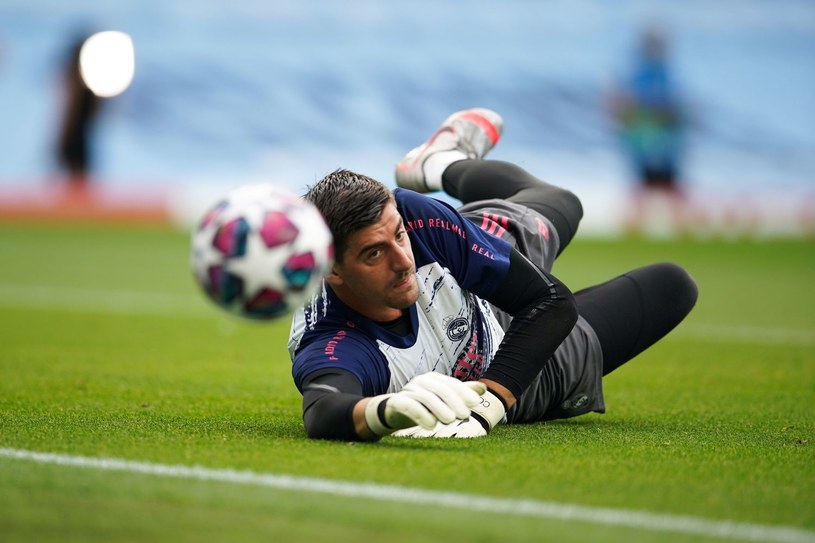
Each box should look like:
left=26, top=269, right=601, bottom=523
left=304, top=169, right=394, bottom=263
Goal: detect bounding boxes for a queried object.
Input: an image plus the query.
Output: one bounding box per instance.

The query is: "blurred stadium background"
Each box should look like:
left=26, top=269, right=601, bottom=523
left=0, top=0, right=813, bottom=236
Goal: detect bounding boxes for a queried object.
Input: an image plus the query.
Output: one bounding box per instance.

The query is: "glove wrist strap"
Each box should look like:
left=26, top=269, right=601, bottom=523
left=364, top=395, right=394, bottom=436
left=471, top=390, right=507, bottom=432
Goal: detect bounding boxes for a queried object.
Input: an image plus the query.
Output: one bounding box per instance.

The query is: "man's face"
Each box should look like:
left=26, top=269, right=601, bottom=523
left=327, top=202, right=419, bottom=322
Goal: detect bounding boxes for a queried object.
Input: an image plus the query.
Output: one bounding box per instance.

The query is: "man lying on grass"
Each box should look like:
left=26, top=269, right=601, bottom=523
left=288, top=108, right=698, bottom=440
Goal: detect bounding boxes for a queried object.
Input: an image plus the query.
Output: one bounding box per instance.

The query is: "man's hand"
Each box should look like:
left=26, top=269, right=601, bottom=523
left=363, top=373, right=486, bottom=437
left=391, top=387, right=507, bottom=439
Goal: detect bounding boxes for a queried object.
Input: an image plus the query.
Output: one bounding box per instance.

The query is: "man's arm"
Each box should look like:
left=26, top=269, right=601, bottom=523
left=391, top=249, right=577, bottom=439
left=302, top=369, right=367, bottom=440
left=396, top=190, right=576, bottom=414
left=480, top=248, right=578, bottom=409
left=301, top=369, right=485, bottom=441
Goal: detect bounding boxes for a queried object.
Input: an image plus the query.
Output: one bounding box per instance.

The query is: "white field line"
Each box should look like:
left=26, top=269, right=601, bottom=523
left=672, top=324, right=815, bottom=347
left=1, top=283, right=813, bottom=347
left=1, top=448, right=812, bottom=543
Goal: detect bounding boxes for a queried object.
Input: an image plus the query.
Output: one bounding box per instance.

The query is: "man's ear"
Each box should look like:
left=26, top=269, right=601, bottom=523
left=325, top=264, right=343, bottom=288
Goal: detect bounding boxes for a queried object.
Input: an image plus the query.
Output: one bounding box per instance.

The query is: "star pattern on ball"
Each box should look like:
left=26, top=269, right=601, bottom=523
left=192, top=224, right=226, bottom=280
left=227, top=228, right=289, bottom=302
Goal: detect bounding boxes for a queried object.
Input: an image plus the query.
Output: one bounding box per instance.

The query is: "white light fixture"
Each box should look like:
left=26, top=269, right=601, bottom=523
left=79, top=31, right=135, bottom=98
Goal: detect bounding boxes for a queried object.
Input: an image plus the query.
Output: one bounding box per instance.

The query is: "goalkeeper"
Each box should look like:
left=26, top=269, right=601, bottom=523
left=288, top=108, right=698, bottom=440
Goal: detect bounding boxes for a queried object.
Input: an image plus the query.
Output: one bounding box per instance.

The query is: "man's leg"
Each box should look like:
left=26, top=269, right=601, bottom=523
left=509, top=262, right=697, bottom=424
left=443, top=159, right=583, bottom=254
left=394, top=107, right=582, bottom=254
left=574, top=262, right=698, bottom=375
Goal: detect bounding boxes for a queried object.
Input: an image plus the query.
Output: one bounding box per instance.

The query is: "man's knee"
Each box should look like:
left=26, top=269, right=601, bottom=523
left=645, top=262, right=698, bottom=318
left=557, top=187, right=583, bottom=226
left=516, top=185, right=583, bottom=249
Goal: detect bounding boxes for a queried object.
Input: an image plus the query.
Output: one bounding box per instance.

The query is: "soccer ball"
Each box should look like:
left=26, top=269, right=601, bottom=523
left=191, top=183, right=333, bottom=320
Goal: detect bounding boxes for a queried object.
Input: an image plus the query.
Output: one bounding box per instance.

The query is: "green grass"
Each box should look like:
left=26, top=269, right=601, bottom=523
left=0, top=221, right=813, bottom=542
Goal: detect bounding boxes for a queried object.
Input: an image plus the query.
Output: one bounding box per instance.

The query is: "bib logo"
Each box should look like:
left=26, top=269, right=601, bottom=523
left=445, top=317, right=469, bottom=341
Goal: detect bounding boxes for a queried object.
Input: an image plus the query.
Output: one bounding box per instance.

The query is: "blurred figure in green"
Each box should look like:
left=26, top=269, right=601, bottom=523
left=609, top=27, right=686, bottom=236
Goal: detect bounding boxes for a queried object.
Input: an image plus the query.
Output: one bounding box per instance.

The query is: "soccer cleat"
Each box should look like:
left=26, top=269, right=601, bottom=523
left=395, top=108, right=503, bottom=193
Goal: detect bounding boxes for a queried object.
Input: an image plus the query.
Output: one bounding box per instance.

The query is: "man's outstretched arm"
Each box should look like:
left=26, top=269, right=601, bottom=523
left=481, top=248, right=578, bottom=409
left=391, top=249, right=577, bottom=439
left=301, top=369, right=485, bottom=440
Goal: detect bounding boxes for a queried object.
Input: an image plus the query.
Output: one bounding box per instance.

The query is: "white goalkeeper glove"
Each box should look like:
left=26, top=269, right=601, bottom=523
left=364, top=373, right=486, bottom=437
left=391, top=388, right=507, bottom=439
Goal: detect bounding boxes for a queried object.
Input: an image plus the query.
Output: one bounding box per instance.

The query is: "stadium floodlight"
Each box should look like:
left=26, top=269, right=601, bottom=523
left=78, top=31, right=135, bottom=98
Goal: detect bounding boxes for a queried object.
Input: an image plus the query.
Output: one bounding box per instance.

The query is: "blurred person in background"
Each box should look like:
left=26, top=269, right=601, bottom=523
left=55, top=33, right=104, bottom=190
left=609, top=26, right=686, bottom=236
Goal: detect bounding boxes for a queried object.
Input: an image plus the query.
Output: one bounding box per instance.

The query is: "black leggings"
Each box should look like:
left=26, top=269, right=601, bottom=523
left=443, top=160, right=583, bottom=254
left=575, top=263, right=698, bottom=374
left=442, top=159, right=698, bottom=374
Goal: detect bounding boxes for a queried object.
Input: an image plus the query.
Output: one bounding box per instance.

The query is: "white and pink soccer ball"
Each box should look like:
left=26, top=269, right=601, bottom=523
left=191, top=184, right=333, bottom=320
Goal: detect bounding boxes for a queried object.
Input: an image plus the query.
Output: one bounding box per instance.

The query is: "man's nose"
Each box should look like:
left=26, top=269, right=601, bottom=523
left=391, top=243, right=413, bottom=271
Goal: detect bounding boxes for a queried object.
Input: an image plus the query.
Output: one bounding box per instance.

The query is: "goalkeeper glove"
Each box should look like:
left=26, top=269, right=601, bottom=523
left=364, top=373, right=486, bottom=437
left=391, top=388, right=507, bottom=439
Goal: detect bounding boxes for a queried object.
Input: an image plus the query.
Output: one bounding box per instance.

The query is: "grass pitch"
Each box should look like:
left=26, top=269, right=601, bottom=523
left=0, top=221, right=813, bottom=542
